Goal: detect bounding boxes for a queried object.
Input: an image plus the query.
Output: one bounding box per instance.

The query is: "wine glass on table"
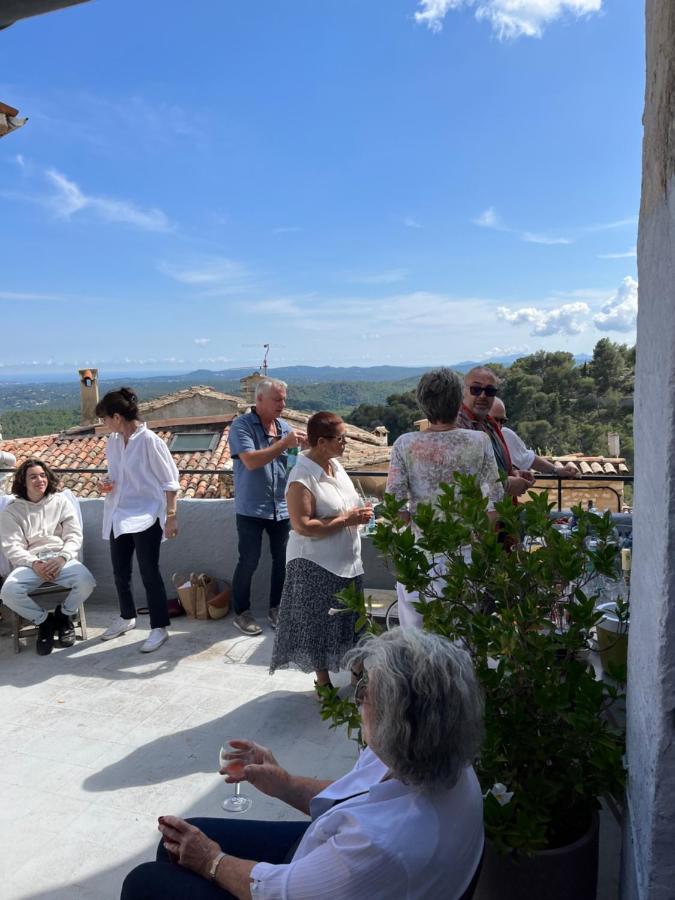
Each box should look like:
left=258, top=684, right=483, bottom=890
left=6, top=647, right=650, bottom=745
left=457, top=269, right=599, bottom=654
left=219, top=742, right=252, bottom=813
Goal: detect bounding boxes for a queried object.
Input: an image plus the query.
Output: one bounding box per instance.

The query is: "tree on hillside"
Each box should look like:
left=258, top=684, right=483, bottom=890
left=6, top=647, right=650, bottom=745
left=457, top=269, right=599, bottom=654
left=347, top=391, right=420, bottom=442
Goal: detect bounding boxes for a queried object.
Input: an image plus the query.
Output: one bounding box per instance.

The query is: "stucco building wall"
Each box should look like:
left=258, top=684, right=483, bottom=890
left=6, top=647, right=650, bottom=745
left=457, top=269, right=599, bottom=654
left=622, top=3, right=675, bottom=896
left=79, top=499, right=394, bottom=617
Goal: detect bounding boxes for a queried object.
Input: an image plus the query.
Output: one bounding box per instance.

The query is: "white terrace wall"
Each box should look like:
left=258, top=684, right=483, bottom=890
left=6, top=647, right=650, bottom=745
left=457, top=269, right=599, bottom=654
left=79, top=499, right=395, bottom=614
left=622, top=2, right=675, bottom=897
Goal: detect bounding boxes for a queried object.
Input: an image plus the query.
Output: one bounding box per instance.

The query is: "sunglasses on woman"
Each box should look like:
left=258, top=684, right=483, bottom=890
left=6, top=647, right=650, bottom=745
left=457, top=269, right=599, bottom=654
left=468, top=385, right=498, bottom=397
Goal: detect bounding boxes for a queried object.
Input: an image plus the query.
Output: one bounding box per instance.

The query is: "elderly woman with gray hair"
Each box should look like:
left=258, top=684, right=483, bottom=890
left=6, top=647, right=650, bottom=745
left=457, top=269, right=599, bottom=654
left=386, top=367, right=503, bottom=628
left=121, top=628, right=485, bottom=900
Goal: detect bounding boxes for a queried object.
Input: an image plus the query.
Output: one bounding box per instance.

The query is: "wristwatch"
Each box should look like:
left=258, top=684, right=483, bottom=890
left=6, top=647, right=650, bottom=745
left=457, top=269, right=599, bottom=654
left=209, top=851, right=226, bottom=881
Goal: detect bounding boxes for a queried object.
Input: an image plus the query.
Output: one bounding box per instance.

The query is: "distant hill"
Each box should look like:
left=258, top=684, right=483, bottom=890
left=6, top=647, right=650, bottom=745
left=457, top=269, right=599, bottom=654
left=0, top=353, right=596, bottom=428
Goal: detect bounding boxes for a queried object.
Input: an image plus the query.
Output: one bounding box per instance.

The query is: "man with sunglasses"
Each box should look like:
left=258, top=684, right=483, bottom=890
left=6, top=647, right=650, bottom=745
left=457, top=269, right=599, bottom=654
left=456, top=367, right=534, bottom=497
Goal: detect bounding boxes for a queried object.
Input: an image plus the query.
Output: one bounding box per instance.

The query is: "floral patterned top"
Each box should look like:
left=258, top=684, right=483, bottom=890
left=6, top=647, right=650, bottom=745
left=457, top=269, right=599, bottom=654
left=386, top=428, right=504, bottom=514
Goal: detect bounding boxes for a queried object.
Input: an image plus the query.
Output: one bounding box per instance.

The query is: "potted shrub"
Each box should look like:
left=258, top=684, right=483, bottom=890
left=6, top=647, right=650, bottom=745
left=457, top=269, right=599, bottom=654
left=321, top=476, right=627, bottom=900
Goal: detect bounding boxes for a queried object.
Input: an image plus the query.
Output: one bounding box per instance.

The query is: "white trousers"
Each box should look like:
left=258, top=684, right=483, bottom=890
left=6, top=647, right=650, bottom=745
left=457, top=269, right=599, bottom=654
left=0, top=560, right=96, bottom=624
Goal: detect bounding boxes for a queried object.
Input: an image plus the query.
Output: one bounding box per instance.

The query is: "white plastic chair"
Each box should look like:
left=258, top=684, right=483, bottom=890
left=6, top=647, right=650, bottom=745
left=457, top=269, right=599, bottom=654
left=0, top=489, right=89, bottom=652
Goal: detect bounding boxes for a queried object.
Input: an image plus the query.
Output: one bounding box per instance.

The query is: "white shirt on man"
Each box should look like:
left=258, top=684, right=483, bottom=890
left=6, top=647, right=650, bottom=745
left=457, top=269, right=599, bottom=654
left=501, top=426, right=536, bottom=471
left=284, top=451, right=364, bottom=578
left=101, top=424, right=180, bottom=539
left=251, top=746, right=484, bottom=900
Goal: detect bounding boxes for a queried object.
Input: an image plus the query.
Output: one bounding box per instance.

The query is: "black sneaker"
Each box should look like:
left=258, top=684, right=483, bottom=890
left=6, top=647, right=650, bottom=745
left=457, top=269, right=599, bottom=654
left=54, top=604, right=76, bottom=647
left=36, top=612, right=56, bottom=656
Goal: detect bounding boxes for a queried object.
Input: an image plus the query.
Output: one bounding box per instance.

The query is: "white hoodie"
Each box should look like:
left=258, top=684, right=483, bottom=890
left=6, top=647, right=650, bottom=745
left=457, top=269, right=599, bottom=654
left=0, top=492, right=82, bottom=569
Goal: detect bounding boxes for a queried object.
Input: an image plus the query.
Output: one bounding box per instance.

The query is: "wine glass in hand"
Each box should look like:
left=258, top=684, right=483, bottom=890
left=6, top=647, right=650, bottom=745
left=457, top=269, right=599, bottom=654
left=219, top=743, right=252, bottom=813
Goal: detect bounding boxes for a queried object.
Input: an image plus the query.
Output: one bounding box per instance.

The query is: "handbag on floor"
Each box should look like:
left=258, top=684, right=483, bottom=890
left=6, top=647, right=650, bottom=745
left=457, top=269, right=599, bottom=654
left=172, top=573, right=231, bottom=620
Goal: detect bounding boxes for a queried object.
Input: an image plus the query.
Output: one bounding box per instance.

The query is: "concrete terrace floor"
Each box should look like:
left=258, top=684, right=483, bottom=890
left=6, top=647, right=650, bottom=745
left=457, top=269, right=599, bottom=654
left=0, top=600, right=622, bottom=900
left=0, top=600, right=359, bottom=900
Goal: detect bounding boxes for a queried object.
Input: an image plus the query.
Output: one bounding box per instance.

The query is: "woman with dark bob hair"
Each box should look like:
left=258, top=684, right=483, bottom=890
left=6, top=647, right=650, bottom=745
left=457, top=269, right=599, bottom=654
left=386, top=368, right=503, bottom=628
left=269, top=411, right=372, bottom=692
left=95, top=387, right=180, bottom=653
left=121, top=628, right=485, bottom=900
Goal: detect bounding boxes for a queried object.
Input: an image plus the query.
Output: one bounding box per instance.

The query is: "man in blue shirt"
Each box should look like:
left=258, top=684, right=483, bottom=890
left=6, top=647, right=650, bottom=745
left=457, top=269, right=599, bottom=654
left=228, top=379, right=305, bottom=635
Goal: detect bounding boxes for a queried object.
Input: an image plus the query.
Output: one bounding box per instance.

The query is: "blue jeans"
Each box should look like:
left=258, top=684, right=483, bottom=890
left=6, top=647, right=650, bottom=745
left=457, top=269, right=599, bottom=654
left=120, top=818, right=308, bottom=900
left=0, top=560, right=95, bottom=624
left=232, top=515, right=290, bottom=615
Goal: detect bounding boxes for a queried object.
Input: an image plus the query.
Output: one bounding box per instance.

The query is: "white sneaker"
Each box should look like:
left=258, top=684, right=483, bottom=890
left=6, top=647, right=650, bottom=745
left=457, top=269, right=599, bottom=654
left=101, top=616, right=136, bottom=641
left=140, top=627, right=169, bottom=653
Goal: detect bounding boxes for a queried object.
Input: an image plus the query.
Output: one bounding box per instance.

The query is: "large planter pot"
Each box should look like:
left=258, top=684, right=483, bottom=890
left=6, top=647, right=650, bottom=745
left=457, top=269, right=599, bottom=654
left=475, top=811, right=599, bottom=900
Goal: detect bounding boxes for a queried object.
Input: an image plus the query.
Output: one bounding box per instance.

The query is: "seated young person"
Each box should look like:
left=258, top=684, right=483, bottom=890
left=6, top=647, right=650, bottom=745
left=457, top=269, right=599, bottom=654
left=121, top=629, right=485, bottom=900
left=0, top=458, right=95, bottom=655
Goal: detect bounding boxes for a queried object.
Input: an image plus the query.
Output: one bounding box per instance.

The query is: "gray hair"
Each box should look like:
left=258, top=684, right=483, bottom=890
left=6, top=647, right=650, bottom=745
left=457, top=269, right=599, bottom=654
left=416, top=368, right=463, bottom=425
left=255, top=378, right=287, bottom=399
left=343, top=628, right=484, bottom=788
left=463, top=366, right=500, bottom=386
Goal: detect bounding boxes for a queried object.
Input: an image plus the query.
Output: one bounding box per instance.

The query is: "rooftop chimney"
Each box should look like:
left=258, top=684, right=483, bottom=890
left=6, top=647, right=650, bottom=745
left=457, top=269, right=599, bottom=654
left=79, top=368, right=99, bottom=425
left=239, top=372, right=265, bottom=408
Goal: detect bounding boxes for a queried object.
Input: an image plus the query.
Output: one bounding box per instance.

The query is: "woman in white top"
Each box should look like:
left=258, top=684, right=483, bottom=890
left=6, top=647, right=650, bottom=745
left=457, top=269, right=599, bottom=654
left=95, top=388, right=181, bottom=654
left=269, top=411, right=372, bottom=691
left=122, top=628, right=485, bottom=900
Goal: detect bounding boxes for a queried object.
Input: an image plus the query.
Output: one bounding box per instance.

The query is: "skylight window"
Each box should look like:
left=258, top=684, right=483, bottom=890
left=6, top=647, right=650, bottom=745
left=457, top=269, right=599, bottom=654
left=169, top=432, right=219, bottom=453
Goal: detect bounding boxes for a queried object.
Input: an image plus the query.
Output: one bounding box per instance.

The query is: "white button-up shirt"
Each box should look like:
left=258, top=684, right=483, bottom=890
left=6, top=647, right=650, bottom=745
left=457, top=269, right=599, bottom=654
left=285, top=452, right=363, bottom=578
left=251, top=747, right=484, bottom=900
left=101, top=424, right=180, bottom=539
left=501, top=427, right=536, bottom=471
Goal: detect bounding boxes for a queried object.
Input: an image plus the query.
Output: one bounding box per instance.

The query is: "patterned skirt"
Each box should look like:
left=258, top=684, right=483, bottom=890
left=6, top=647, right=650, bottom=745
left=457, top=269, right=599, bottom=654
left=269, top=557, right=362, bottom=675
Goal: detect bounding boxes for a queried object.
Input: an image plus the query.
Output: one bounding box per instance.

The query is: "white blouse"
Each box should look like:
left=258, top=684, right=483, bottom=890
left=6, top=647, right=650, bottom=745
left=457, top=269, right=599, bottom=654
left=285, top=452, right=363, bottom=578
left=101, top=424, right=181, bottom=539
left=251, top=747, right=484, bottom=900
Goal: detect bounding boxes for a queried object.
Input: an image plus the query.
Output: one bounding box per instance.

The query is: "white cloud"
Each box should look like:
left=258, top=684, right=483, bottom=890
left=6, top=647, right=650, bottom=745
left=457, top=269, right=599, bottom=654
left=473, top=209, right=571, bottom=243
left=474, top=207, right=500, bottom=228
left=403, top=215, right=423, bottom=229
left=521, top=231, right=572, bottom=245
left=584, top=216, right=637, bottom=232
left=415, top=0, right=602, bottom=39
left=45, top=169, right=172, bottom=232
left=478, top=344, right=530, bottom=360
left=248, top=298, right=304, bottom=317
left=193, top=338, right=211, bottom=346
left=0, top=290, right=65, bottom=301
left=15, top=153, right=25, bottom=168
left=345, top=269, right=408, bottom=285
left=598, top=247, right=637, bottom=259
left=158, top=257, right=248, bottom=286
left=497, top=302, right=590, bottom=336
left=593, top=276, right=638, bottom=332
left=272, top=226, right=302, bottom=234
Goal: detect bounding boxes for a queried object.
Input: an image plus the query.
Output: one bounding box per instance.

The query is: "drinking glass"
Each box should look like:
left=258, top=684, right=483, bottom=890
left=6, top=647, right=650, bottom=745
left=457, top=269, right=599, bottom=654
left=101, top=476, right=115, bottom=494
left=219, top=743, right=252, bottom=813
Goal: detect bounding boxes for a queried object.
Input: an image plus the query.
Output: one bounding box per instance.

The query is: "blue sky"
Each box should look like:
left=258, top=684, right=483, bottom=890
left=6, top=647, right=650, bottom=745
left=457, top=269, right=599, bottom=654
left=0, top=0, right=642, bottom=375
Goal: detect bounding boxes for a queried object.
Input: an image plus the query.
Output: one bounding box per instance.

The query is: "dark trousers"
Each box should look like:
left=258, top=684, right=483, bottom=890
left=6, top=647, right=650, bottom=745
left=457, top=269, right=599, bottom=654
left=109, top=520, right=170, bottom=629
left=232, top=515, right=290, bottom=615
left=120, top=817, right=309, bottom=900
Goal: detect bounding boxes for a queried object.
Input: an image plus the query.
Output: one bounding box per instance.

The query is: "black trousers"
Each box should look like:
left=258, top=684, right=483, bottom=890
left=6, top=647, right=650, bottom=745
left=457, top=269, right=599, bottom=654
left=109, top=520, right=170, bottom=629
left=232, top=515, right=290, bottom=615
left=120, top=817, right=309, bottom=900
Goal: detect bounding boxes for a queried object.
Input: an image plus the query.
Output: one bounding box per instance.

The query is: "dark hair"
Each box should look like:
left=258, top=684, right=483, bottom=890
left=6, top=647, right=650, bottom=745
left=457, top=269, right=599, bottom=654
left=95, top=387, right=139, bottom=422
left=307, top=411, right=344, bottom=447
left=12, top=458, right=61, bottom=500
left=416, top=368, right=463, bottom=424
